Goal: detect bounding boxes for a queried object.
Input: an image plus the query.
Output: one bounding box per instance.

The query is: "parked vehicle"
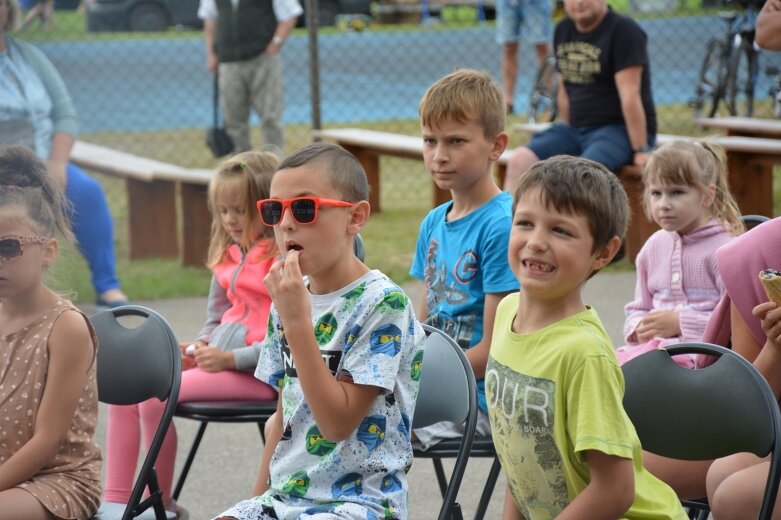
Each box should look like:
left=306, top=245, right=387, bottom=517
left=87, top=0, right=372, bottom=32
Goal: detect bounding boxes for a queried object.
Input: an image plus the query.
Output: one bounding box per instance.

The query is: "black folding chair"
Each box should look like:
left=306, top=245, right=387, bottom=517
left=622, top=343, right=781, bottom=520
left=414, top=324, right=479, bottom=520
left=92, top=305, right=182, bottom=520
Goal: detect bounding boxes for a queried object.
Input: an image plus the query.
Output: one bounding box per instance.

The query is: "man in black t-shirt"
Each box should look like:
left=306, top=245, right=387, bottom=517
left=504, top=0, right=657, bottom=190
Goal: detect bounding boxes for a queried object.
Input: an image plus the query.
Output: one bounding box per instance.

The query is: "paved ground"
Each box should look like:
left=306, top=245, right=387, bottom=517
left=81, top=270, right=636, bottom=519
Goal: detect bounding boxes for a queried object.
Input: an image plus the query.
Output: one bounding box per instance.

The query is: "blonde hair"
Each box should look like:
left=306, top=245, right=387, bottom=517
left=4, top=0, right=19, bottom=32
left=419, top=69, right=505, bottom=140
left=206, top=151, right=279, bottom=268
left=642, top=140, right=744, bottom=235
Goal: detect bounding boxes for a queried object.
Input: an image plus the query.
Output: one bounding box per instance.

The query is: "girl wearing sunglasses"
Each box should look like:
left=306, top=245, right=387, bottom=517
left=0, top=145, right=102, bottom=519
left=102, top=151, right=282, bottom=518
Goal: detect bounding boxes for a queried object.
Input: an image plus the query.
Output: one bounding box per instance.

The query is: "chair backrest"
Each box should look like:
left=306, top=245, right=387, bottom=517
left=412, top=324, right=478, bottom=520
left=622, top=343, right=781, bottom=519
left=91, top=305, right=182, bottom=520
left=742, top=214, right=771, bottom=230
left=354, top=232, right=365, bottom=262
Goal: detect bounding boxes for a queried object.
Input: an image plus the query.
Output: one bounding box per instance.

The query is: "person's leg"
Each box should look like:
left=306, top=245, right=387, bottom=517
left=642, top=451, right=711, bottom=500
left=708, top=455, right=777, bottom=519
left=220, top=62, right=253, bottom=153
left=136, top=368, right=277, bottom=502
left=21, top=3, right=42, bottom=29
left=64, top=163, right=126, bottom=303
left=0, top=488, right=54, bottom=519
left=522, top=0, right=552, bottom=68
left=251, top=53, right=285, bottom=154
left=495, top=0, right=521, bottom=112
left=103, top=404, right=143, bottom=504
left=502, top=42, right=520, bottom=113
left=578, top=124, right=634, bottom=173
left=505, top=124, right=580, bottom=191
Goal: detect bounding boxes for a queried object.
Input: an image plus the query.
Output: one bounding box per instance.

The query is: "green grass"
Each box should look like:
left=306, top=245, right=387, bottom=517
left=54, top=102, right=781, bottom=303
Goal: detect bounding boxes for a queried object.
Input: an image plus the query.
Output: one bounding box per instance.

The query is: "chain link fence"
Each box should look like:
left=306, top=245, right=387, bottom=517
left=15, top=0, right=781, bottom=285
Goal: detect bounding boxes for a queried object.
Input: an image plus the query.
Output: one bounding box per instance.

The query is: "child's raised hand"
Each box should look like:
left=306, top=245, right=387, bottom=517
left=753, top=301, right=781, bottom=351
left=635, top=310, right=681, bottom=343
left=264, top=251, right=311, bottom=325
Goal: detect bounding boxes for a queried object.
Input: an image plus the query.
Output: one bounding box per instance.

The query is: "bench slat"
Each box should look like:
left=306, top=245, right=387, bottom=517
left=71, top=140, right=212, bottom=267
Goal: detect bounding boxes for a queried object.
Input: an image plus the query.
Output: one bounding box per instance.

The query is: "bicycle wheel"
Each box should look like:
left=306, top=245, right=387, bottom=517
left=726, top=36, right=758, bottom=117
left=693, top=39, right=727, bottom=119
left=528, top=55, right=558, bottom=124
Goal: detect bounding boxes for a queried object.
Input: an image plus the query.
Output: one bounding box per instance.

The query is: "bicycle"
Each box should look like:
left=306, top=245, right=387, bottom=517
left=692, top=0, right=762, bottom=118
left=527, top=54, right=559, bottom=124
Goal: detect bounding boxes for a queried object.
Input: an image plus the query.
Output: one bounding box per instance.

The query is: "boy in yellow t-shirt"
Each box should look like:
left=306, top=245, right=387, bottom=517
left=486, top=155, right=687, bottom=519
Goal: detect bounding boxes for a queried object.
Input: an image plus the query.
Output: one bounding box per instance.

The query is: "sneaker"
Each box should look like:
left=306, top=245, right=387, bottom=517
left=94, top=297, right=130, bottom=312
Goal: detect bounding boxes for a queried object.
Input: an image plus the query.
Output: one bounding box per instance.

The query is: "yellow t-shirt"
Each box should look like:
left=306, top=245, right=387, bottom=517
left=486, top=295, right=687, bottom=520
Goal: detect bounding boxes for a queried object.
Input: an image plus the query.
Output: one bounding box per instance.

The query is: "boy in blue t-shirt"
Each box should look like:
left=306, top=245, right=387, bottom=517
left=410, top=69, right=520, bottom=449
left=217, top=143, right=425, bottom=520
left=488, top=156, right=686, bottom=519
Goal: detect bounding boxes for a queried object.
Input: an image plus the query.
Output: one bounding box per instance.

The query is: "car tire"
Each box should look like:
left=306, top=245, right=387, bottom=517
left=129, top=2, right=169, bottom=31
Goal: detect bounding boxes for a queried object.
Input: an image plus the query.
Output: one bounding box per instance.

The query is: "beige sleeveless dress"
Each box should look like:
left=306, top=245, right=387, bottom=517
left=0, top=299, right=102, bottom=519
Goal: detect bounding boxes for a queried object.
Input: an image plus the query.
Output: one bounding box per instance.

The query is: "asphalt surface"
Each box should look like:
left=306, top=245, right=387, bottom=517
left=80, top=271, right=636, bottom=519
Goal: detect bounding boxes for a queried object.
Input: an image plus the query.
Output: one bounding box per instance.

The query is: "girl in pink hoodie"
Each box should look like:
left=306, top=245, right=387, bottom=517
left=615, top=141, right=743, bottom=368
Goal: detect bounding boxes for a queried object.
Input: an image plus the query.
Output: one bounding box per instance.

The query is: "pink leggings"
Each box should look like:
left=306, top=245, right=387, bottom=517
left=103, top=368, right=277, bottom=504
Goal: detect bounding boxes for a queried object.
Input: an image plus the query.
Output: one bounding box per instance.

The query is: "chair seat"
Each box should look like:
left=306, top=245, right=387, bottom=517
left=93, top=501, right=176, bottom=520
left=414, top=435, right=495, bottom=458
left=174, top=400, right=276, bottom=420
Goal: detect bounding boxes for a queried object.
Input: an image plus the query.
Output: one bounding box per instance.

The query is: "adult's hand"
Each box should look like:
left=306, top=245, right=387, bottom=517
left=46, top=160, right=67, bottom=188
left=633, top=151, right=649, bottom=167
left=206, top=49, right=219, bottom=74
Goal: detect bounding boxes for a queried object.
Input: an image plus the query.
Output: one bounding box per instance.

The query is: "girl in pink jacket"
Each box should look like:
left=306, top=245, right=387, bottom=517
left=615, top=141, right=743, bottom=368
left=103, top=151, right=280, bottom=518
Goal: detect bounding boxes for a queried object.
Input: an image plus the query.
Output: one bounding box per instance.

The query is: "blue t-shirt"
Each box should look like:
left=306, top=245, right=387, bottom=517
left=410, top=191, right=519, bottom=410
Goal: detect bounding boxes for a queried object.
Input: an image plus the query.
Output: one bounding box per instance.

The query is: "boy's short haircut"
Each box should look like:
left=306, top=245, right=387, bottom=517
left=419, top=69, right=505, bottom=140
left=512, top=155, right=629, bottom=252
left=277, top=142, right=369, bottom=203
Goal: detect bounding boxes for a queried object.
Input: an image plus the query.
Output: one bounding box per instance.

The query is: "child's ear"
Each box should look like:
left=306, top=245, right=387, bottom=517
left=347, top=200, right=370, bottom=234
left=42, top=238, right=59, bottom=270
left=704, top=183, right=717, bottom=208
left=591, top=236, right=622, bottom=271
left=489, top=131, right=510, bottom=162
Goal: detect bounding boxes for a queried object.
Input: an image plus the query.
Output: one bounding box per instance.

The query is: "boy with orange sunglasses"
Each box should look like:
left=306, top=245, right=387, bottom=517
left=217, top=142, right=426, bottom=520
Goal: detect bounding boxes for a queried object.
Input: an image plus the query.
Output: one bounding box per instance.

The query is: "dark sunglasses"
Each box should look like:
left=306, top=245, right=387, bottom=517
left=256, top=197, right=355, bottom=226
left=0, top=236, right=49, bottom=261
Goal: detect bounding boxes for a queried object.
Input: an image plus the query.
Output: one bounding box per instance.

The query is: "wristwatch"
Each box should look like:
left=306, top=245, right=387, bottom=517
left=633, top=144, right=651, bottom=154
left=272, top=35, right=284, bottom=46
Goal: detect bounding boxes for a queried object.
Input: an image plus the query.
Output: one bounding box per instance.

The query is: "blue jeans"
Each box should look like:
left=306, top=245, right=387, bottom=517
left=65, top=163, right=120, bottom=295
left=528, top=123, right=656, bottom=173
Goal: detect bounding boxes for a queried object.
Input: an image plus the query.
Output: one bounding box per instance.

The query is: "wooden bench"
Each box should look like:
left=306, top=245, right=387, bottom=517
left=312, top=127, right=511, bottom=211
left=694, top=116, right=781, bottom=139
left=71, top=141, right=212, bottom=267
left=515, top=123, right=781, bottom=262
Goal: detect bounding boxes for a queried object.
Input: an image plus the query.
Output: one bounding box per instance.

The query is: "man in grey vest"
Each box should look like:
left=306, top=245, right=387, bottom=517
left=199, top=0, right=302, bottom=153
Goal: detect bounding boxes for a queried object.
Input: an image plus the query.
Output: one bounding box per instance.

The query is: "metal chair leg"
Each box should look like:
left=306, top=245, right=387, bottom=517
left=172, top=421, right=208, bottom=500
left=432, top=458, right=450, bottom=498
left=474, top=456, right=501, bottom=520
